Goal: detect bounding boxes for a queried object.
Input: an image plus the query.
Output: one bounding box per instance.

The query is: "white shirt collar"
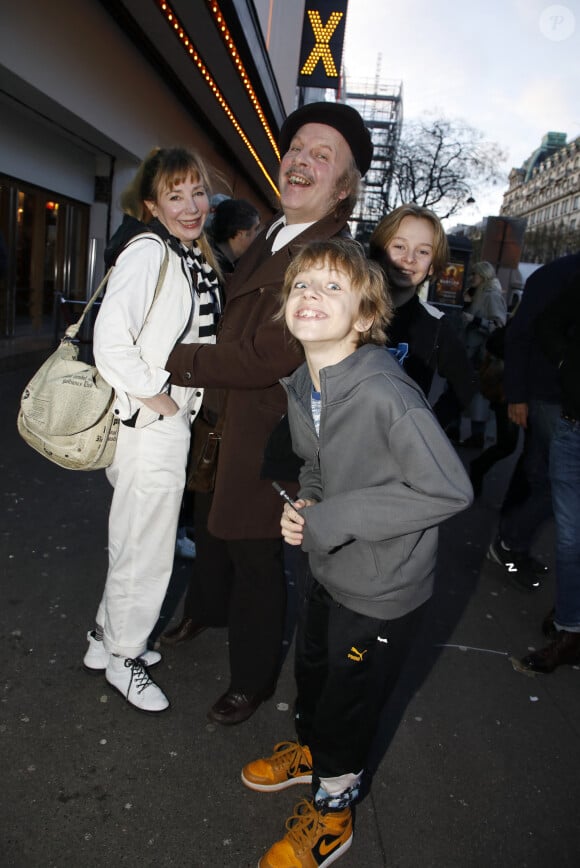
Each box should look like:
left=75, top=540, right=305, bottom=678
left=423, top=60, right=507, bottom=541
left=268, top=217, right=315, bottom=254
left=266, top=215, right=286, bottom=239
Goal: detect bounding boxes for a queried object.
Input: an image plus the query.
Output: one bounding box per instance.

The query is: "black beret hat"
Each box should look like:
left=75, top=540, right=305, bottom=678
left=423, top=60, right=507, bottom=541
left=279, top=101, right=374, bottom=176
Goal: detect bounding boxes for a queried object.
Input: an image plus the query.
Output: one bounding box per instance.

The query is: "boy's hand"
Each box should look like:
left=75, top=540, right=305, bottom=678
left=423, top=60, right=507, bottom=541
left=280, top=498, right=313, bottom=546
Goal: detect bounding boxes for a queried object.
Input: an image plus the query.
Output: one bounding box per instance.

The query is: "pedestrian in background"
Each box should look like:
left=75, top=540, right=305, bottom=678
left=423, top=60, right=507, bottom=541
left=468, top=316, right=520, bottom=498
left=517, top=278, right=580, bottom=672
left=208, top=197, right=260, bottom=275
left=84, top=147, right=221, bottom=713
left=486, top=252, right=580, bottom=592
left=460, top=260, right=507, bottom=448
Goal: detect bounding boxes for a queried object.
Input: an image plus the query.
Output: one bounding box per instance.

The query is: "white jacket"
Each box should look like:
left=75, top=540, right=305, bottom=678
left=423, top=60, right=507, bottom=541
left=94, top=233, right=212, bottom=427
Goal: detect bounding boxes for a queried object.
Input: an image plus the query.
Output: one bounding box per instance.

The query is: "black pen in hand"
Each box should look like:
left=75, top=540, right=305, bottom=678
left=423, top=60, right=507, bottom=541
left=272, top=481, right=296, bottom=508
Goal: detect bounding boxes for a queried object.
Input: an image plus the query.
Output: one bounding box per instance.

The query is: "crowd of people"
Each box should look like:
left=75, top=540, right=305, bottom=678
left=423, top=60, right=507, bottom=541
left=77, top=100, right=578, bottom=868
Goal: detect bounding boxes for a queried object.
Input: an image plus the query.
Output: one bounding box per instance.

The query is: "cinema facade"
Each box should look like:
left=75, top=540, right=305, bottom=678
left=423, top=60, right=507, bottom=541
left=0, top=0, right=312, bottom=342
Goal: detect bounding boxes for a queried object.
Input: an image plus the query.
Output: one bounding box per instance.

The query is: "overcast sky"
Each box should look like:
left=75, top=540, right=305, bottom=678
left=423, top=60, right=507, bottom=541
left=342, top=0, right=579, bottom=224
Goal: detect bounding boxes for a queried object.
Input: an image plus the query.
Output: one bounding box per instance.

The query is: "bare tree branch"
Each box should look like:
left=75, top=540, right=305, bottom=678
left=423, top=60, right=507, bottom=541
left=383, top=116, right=507, bottom=219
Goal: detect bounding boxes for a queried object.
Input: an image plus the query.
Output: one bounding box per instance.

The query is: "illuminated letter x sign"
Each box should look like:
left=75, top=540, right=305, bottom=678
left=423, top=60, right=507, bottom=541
left=300, top=10, right=344, bottom=77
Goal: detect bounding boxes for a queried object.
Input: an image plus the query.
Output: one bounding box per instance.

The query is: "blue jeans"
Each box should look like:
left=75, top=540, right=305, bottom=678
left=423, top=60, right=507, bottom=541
left=550, top=417, right=580, bottom=632
left=499, top=400, right=561, bottom=552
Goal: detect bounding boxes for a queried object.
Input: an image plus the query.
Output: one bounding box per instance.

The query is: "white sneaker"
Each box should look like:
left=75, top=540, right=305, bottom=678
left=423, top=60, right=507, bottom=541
left=83, top=631, right=161, bottom=673
left=106, top=655, right=170, bottom=713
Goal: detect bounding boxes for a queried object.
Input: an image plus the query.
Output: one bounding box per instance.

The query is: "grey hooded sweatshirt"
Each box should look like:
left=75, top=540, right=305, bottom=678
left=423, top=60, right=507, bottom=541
left=281, top=344, right=473, bottom=620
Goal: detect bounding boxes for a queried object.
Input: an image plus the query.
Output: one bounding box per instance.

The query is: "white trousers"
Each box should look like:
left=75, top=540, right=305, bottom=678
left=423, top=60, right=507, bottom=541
left=96, top=409, right=191, bottom=657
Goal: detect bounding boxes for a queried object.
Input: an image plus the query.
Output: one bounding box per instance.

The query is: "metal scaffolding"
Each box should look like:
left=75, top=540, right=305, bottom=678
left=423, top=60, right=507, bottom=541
left=346, top=78, right=403, bottom=242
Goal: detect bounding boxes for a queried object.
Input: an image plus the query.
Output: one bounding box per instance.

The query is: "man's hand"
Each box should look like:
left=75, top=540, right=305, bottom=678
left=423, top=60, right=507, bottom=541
left=508, top=402, right=528, bottom=428
left=280, top=498, right=315, bottom=546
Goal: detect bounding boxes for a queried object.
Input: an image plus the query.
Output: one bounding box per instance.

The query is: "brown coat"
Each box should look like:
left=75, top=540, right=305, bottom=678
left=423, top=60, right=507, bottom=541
left=166, top=210, right=351, bottom=538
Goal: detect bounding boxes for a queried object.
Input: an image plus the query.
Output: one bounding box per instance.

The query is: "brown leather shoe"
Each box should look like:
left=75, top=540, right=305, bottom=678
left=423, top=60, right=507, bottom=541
left=519, top=630, right=580, bottom=673
left=160, top=617, right=206, bottom=646
left=541, top=607, right=558, bottom=640
left=207, top=688, right=271, bottom=726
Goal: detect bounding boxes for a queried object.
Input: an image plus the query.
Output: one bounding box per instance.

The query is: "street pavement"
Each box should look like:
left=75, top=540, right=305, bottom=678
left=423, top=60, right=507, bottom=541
left=2, top=361, right=580, bottom=868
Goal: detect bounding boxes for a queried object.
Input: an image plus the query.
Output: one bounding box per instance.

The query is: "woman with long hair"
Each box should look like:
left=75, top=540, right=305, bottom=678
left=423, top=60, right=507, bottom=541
left=83, top=147, right=221, bottom=712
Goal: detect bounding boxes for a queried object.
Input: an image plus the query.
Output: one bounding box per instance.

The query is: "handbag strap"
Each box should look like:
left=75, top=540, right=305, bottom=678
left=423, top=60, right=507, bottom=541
left=64, top=268, right=113, bottom=341
left=63, top=237, right=169, bottom=342
left=135, top=246, right=169, bottom=339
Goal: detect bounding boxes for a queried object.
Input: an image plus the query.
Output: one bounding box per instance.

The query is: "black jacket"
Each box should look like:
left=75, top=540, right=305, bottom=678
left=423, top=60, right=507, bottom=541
left=535, top=279, right=580, bottom=421
left=504, top=253, right=580, bottom=405
left=104, top=215, right=147, bottom=269
left=388, top=294, right=477, bottom=428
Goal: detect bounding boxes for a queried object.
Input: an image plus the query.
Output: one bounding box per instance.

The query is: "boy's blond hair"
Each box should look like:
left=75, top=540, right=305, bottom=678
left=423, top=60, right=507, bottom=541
left=278, top=238, right=392, bottom=348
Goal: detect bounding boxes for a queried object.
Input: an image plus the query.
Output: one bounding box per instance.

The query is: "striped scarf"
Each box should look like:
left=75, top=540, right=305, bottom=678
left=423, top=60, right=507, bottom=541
left=149, top=219, right=221, bottom=339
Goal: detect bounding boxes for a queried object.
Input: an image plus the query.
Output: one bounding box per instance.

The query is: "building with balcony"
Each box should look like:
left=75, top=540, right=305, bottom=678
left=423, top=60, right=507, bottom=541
left=500, top=132, right=580, bottom=261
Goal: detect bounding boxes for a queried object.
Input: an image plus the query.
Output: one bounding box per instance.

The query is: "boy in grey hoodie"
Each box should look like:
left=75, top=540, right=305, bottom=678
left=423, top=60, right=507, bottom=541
left=242, top=239, right=472, bottom=868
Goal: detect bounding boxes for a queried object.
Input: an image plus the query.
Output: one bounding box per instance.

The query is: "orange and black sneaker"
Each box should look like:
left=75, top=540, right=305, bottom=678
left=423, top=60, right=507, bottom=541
left=241, top=741, right=313, bottom=792
left=259, top=798, right=353, bottom=867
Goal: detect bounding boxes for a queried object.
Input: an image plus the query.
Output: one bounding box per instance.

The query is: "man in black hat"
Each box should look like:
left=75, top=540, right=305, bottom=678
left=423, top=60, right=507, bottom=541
left=164, top=102, right=372, bottom=725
